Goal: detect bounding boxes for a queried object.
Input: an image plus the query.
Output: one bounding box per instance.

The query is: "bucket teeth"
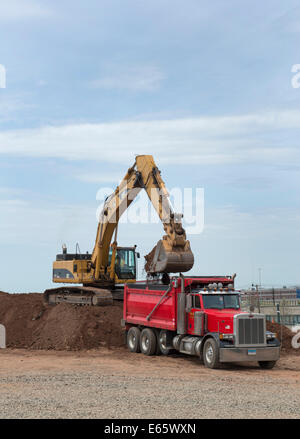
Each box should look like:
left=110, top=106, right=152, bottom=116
left=145, top=239, right=194, bottom=274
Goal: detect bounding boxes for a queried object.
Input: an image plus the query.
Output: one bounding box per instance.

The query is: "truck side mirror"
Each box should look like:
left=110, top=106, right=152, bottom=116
left=136, top=252, right=140, bottom=259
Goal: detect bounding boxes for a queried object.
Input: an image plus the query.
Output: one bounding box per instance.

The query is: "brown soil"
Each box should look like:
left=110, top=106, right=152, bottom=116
left=144, top=246, right=156, bottom=272
left=0, top=292, right=124, bottom=350
left=266, top=320, right=299, bottom=355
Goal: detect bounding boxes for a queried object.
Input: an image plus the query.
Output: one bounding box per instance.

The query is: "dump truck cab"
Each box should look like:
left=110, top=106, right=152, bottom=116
left=186, top=291, right=241, bottom=336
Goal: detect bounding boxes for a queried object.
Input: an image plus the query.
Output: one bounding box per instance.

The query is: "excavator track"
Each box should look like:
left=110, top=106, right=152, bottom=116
left=43, top=286, right=114, bottom=306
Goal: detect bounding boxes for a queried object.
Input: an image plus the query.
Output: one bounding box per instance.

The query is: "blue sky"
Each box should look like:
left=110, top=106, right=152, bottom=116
left=0, top=0, right=300, bottom=292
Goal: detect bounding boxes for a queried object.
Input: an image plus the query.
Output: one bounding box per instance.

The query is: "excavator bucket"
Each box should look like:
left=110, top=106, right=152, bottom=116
left=145, top=239, right=194, bottom=274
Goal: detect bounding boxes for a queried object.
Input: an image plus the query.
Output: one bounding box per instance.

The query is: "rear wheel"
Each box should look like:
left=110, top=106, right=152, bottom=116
left=127, top=327, right=141, bottom=353
left=258, top=361, right=277, bottom=369
left=203, top=338, right=220, bottom=369
left=140, top=328, right=157, bottom=356
left=158, top=329, right=174, bottom=355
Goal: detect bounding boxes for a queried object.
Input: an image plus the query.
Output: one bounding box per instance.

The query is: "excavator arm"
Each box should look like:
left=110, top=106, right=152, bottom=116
left=91, top=155, right=194, bottom=280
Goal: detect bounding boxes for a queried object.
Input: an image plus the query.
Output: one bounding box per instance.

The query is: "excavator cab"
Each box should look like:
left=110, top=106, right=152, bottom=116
left=108, top=246, right=139, bottom=280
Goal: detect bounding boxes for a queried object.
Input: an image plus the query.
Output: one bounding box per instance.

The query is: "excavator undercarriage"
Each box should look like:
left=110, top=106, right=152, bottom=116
left=44, top=286, right=115, bottom=306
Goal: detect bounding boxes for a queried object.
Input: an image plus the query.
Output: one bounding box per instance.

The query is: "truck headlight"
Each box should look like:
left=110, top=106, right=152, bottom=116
left=266, top=332, right=276, bottom=340
left=219, top=334, right=234, bottom=340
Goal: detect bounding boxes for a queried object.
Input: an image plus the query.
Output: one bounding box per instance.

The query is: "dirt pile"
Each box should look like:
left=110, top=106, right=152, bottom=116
left=0, top=292, right=124, bottom=350
left=266, top=320, right=299, bottom=355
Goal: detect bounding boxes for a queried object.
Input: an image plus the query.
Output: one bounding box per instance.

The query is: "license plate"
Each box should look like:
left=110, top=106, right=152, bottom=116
left=248, top=349, right=256, bottom=355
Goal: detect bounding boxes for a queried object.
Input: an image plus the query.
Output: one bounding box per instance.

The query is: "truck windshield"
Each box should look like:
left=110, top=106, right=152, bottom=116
left=202, top=294, right=240, bottom=310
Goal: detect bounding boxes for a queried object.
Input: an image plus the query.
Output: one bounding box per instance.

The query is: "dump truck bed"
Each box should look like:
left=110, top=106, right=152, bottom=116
left=123, top=282, right=177, bottom=331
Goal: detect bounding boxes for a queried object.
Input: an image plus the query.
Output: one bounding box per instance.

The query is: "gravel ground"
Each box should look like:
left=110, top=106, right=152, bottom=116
left=0, top=348, right=299, bottom=419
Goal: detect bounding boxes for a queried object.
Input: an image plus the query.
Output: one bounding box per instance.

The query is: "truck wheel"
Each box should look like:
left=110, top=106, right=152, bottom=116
left=127, top=327, right=141, bottom=353
left=258, top=361, right=277, bottom=369
left=140, top=328, right=157, bottom=356
left=158, top=329, right=173, bottom=355
left=203, top=338, right=220, bottom=369
left=154, top=329, right=161, bottom=355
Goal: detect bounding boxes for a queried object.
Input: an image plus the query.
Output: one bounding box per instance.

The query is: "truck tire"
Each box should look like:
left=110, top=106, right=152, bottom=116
left=203, top=338, right=220, bottom=369
left=154, top=329, right=161, bottom=355
left=258, top=361, right=277, bottom=369
left=158, top=329, right=173, bottom=355
left=127, top=327, right=141, bottom=353
left=140, top=328, right=157, bottom=356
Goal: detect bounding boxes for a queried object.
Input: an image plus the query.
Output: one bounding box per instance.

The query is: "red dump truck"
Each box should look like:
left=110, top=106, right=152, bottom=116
left=122, top=275, right=280, bottom=369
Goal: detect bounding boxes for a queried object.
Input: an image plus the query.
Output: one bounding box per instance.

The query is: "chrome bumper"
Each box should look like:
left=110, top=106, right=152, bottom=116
left=219, top=346, right=280, bottom=363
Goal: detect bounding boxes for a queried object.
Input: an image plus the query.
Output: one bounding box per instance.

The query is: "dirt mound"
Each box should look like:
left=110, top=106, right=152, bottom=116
left=266, top=321, right=300, bottom=356
left=0, top=292, right=124, bottom=350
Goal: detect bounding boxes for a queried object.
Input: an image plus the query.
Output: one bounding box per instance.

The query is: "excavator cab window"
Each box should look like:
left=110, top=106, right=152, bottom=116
left=108, top=248, right=136, bottom=280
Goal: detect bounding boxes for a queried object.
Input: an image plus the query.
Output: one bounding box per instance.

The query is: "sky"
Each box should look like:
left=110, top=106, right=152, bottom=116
left=0, top=0, right=300, bottom=292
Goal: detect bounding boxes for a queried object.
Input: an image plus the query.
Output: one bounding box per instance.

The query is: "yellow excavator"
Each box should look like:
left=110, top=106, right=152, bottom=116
left=43, top=155, right=194, bottom=305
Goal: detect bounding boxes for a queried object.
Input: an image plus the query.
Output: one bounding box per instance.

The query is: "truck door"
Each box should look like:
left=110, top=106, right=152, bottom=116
left=186, top=294, right=199, bottom=334
left=187, top=294, right=205, bottom=336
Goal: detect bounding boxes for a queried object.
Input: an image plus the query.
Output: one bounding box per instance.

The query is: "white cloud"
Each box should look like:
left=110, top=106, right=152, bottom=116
left=0, top=187, right=23, bottom=195
left=76, top=172, right=123, bottom=184
left=37, top=79, right=48, bottom=87
left=0, top=0, right=51, bottom=20
left=0, top=198, right=96, bottom=246
left=0, top=109, right=299, bottom=167
left=0, top=94, right=35, bottom=121
left=90, top=65, right=165, bottom=92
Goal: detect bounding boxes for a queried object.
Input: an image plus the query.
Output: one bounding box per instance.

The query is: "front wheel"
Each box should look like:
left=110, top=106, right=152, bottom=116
left=203, top=338, right=220, bottom=369
left=258, top=361, right=277, bottom=369
left=158, top=329, right=174, bottom=355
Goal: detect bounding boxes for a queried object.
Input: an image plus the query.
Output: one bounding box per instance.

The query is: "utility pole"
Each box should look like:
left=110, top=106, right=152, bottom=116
left=256, top=284, right=261, bottom=313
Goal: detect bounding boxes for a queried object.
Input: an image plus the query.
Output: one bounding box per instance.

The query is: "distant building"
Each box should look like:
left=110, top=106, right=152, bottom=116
left=241, top=286, right=298, bottom=301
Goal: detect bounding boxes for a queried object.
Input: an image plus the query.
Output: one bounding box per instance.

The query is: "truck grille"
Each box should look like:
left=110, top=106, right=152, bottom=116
left=235, top=314, right=265, bottom=346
